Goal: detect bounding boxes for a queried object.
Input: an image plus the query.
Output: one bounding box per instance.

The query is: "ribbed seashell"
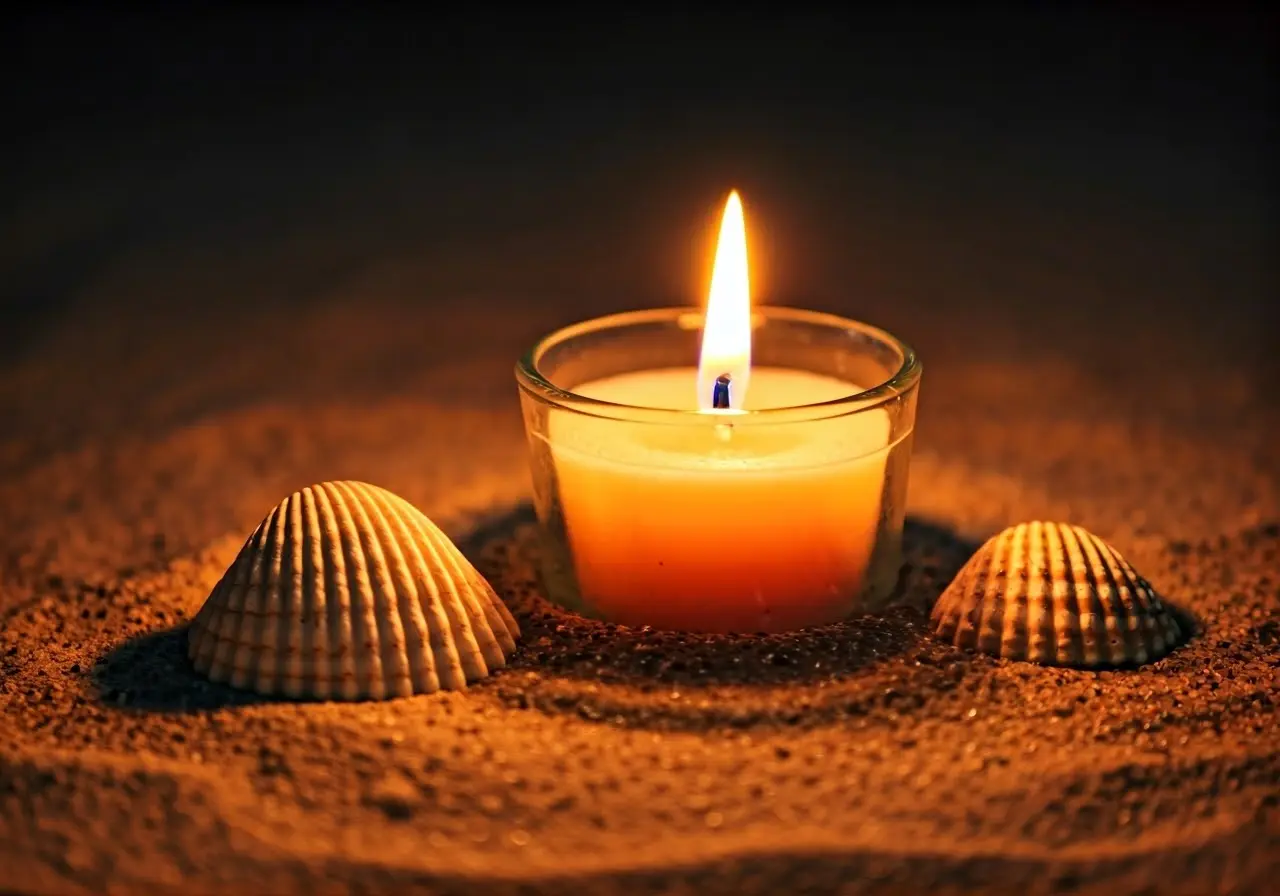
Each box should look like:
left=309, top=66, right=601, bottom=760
left=930, top=521, right=1182, bottom=667
left=188, top=481, right=519, bottom=700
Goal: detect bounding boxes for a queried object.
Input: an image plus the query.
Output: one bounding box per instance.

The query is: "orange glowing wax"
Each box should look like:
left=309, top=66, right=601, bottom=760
left=546, top=192, right=894, bottom=632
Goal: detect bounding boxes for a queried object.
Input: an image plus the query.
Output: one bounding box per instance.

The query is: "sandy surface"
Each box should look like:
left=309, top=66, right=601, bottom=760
left=1, top=276, right=1277, bottom=895
left=2, top=11, right=1278, bottom=892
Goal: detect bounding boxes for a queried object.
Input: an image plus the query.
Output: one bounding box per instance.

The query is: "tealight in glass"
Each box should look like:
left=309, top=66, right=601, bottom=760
left=515, top=305, right=921, bottom=634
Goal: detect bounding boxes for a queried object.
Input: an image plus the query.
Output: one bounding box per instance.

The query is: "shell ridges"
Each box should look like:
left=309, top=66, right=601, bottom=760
left=930, top=521, right=1182, bottom=668
left=188, top=481, right=520, bottom=700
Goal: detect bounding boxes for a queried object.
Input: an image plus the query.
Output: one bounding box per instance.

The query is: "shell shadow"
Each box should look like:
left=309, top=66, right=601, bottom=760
left=1157, top=600, right=1203, bottom=663
left=457, top=503, right=983, bottom=691
left=1164, top=601, right=1203, bottom=643
left=90, top=625, right=269, bottom=712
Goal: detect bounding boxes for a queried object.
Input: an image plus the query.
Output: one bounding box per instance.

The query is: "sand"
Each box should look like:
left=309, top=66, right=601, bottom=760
left=1, top=276, right=1276, bottom=895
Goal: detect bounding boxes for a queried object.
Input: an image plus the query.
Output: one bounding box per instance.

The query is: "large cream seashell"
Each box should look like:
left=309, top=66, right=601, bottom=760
left=188, top=481, right=519, bottom=700
left=930, top=521, right=1182, bottom=667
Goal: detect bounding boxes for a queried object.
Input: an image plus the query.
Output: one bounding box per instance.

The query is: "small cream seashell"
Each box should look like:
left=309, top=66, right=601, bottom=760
left=930, top=521, right=1182, bottom=667
left=188, top=481, right=519, bottom=700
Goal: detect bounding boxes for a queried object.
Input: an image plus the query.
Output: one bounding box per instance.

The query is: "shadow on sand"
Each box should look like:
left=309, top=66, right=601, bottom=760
left=90, top=507, right=982, bottom=714
left=88, top=505, right=1205, bottom=728
left=91, top=625, right=271, bottom=713
left=456, top=504, right=984, bottom=689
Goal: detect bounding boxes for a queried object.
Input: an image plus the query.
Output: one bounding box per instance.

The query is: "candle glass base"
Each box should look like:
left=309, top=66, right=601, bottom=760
left=516, top=306, right=921, bottom=634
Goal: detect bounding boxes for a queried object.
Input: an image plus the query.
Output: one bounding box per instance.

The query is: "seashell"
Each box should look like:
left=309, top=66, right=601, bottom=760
left=930, top=521, right=1182, bottom=667
left=188, top=481, right=519, bottom=700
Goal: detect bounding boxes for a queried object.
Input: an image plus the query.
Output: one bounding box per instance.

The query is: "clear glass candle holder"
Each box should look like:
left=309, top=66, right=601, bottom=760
left=514, top=306, right=922, bottom=634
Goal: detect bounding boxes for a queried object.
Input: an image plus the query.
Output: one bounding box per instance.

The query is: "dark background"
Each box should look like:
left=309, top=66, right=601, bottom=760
left=1, top=5, right=1275, bottom=374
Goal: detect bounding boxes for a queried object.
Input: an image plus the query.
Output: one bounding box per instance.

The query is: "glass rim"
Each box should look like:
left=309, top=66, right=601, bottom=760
left=515, top=305, right=922, bottom=425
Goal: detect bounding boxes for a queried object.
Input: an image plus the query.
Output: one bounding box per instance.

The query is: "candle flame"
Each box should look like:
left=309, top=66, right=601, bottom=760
left=697, top=190, right=751, bottom=412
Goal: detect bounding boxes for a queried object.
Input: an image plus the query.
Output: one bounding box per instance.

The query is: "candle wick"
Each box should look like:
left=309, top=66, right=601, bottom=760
left=712, top=373, right=732, bottom=410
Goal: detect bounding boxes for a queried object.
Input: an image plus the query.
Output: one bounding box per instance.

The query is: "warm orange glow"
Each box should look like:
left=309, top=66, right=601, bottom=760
left=697, top=190, right=751, bottom=412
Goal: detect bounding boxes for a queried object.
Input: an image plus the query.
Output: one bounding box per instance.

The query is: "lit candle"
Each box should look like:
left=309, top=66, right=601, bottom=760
left=521, top=192, right=915, bottom=633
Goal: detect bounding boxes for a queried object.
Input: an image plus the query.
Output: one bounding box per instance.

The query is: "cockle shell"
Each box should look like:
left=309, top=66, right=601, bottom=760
left=930, top=521, right=1182, bottom=667
left=188, top=481, right=519, bottom=700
